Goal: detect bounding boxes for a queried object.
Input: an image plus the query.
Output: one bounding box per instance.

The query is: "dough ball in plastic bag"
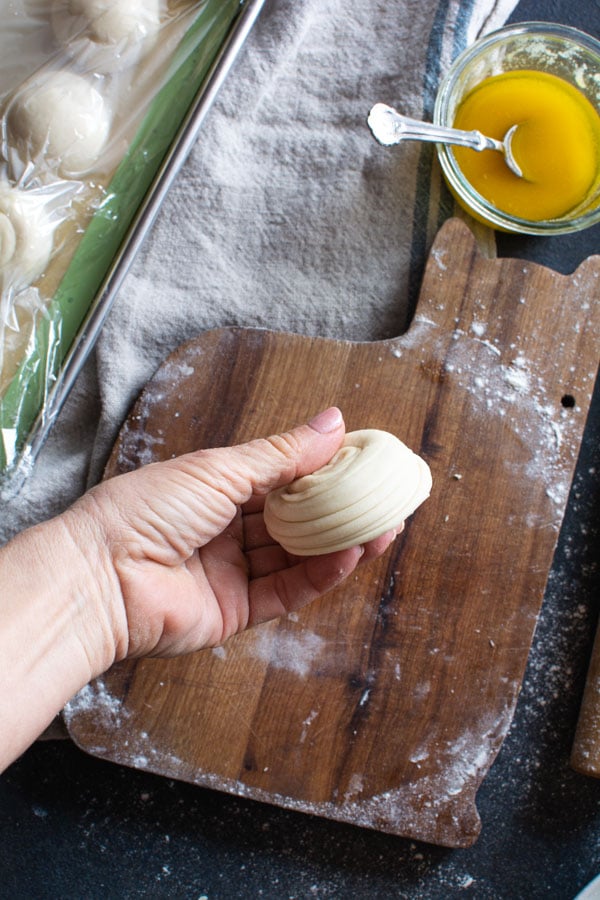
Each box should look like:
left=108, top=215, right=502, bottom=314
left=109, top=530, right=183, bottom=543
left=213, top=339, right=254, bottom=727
left=6, top=69, right=111, bottom=176
left=51, top=0, right=162, bottom=72
left=0, top=184, right=56, bottom=291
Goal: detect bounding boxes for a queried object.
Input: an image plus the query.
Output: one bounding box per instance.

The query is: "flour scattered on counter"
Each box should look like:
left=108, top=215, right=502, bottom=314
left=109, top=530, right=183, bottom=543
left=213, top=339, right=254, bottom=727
left=115, top=357, right=197, bottom=471
left=396, top=314, right=439, bottom=352
left=250, top=626, right=326, bottom=678
left=431, top=246, right=448, bottom=270
left=439, top=325, right=584, bottom=516
left=300, top=709, right=319, bottom=743
left=359, top=689, right=371, bottom=707
left=117, top=429, right=165, bottom=469
left=182, top=701, right=517, bottom=849
left=344, top=773, right=364, bottom=801
left=503, top=364, right=530, bottom=394
left=63, top=677, right=127, bottom=729
left=108, top=729, right=186, bottom=777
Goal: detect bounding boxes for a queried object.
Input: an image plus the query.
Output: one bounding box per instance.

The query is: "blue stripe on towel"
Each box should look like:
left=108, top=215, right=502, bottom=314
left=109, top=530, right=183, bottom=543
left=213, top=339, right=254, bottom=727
left=407, top=0, right=479, bottom=322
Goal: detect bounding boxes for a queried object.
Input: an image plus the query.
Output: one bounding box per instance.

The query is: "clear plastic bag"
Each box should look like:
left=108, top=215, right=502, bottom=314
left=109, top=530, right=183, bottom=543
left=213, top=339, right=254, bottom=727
left=0, top=0, right=263, bottom=491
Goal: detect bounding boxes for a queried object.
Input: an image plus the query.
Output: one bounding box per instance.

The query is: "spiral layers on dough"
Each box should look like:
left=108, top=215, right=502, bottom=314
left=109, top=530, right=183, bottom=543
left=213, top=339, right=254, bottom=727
left=264, top=429, right=432, bottom=556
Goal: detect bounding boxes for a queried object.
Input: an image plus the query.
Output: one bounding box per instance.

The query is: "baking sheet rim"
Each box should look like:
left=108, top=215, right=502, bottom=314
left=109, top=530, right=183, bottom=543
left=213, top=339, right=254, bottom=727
left=1, top=0, right=266, bottom=496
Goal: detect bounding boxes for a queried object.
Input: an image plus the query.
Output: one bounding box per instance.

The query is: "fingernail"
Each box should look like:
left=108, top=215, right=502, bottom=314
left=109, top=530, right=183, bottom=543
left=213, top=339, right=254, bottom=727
left=308, top=407, right=343, bottom=433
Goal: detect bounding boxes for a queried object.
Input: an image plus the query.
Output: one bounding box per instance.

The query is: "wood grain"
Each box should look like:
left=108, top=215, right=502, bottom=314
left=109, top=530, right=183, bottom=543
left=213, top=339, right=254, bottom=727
left=64, top=219, right=600, bottom=848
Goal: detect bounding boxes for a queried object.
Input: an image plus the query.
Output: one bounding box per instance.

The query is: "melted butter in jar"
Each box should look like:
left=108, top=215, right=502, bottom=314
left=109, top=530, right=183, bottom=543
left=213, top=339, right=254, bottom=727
left=452, top=69, right=600, bottom=221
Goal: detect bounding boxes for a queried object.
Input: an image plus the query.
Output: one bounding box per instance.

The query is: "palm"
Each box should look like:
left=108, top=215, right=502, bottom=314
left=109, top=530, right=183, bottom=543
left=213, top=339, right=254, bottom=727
left=87, top=420, right=399, bottom=661
left=112, top=494, right=372, bottom=659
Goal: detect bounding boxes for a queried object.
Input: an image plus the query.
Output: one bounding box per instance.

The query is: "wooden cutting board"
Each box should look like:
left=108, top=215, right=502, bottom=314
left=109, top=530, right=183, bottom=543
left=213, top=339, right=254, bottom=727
left=64, top=219, right=600, bottom=848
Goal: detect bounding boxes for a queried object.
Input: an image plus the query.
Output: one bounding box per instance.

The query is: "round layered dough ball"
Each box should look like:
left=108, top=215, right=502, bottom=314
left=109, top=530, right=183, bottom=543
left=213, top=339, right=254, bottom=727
left=0, top=185, right=55, bottom=290
left=51, top=0, right=162, bottom=72
left=264, top=429, right=432, bottom=556
left=6, top=70, right=111, bottom=175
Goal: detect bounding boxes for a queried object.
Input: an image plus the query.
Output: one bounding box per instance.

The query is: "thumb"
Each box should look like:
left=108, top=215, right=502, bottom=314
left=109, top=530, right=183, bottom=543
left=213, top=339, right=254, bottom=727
left=168, top=406, right=347, bottom=536
left=84, top=408, right=347, bottom=556
left=225, top=406, right=347, bottom=499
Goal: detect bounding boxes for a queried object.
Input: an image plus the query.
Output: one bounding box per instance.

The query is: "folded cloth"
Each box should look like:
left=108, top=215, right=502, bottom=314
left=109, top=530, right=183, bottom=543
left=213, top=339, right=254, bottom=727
left=1, top=0, right=518, bottom=544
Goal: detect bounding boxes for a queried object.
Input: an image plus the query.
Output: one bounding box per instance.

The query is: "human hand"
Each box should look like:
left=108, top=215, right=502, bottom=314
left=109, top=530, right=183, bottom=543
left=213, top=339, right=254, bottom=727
left=69, top=407, right=401, bottom=665
left=0, top=407, right=403, bottom=771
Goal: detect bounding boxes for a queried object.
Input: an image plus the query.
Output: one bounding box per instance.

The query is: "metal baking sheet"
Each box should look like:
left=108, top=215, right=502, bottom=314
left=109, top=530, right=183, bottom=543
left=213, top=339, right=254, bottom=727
left=0, top=0, right=265, bottom=493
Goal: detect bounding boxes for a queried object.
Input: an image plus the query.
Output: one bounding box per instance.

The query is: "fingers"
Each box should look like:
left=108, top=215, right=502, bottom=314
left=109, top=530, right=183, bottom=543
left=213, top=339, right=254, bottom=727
left=247, top=528, right=402, bottom=581
left=244, top=500, right=404, bottom=577
left=360, top=523, right=404, bottom=562
left=247, top=545, right=365, bottom=626
left=246, top=521, right=406, bottom=627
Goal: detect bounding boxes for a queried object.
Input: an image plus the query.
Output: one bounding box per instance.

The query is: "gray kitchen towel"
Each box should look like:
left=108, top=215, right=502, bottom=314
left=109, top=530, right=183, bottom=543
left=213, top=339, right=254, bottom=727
left=1, top=0, right=518, bottom=544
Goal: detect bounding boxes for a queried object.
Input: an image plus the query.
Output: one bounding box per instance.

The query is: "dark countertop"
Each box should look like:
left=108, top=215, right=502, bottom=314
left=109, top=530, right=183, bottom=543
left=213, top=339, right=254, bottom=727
left=2, top=1, right=600, bottom=898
